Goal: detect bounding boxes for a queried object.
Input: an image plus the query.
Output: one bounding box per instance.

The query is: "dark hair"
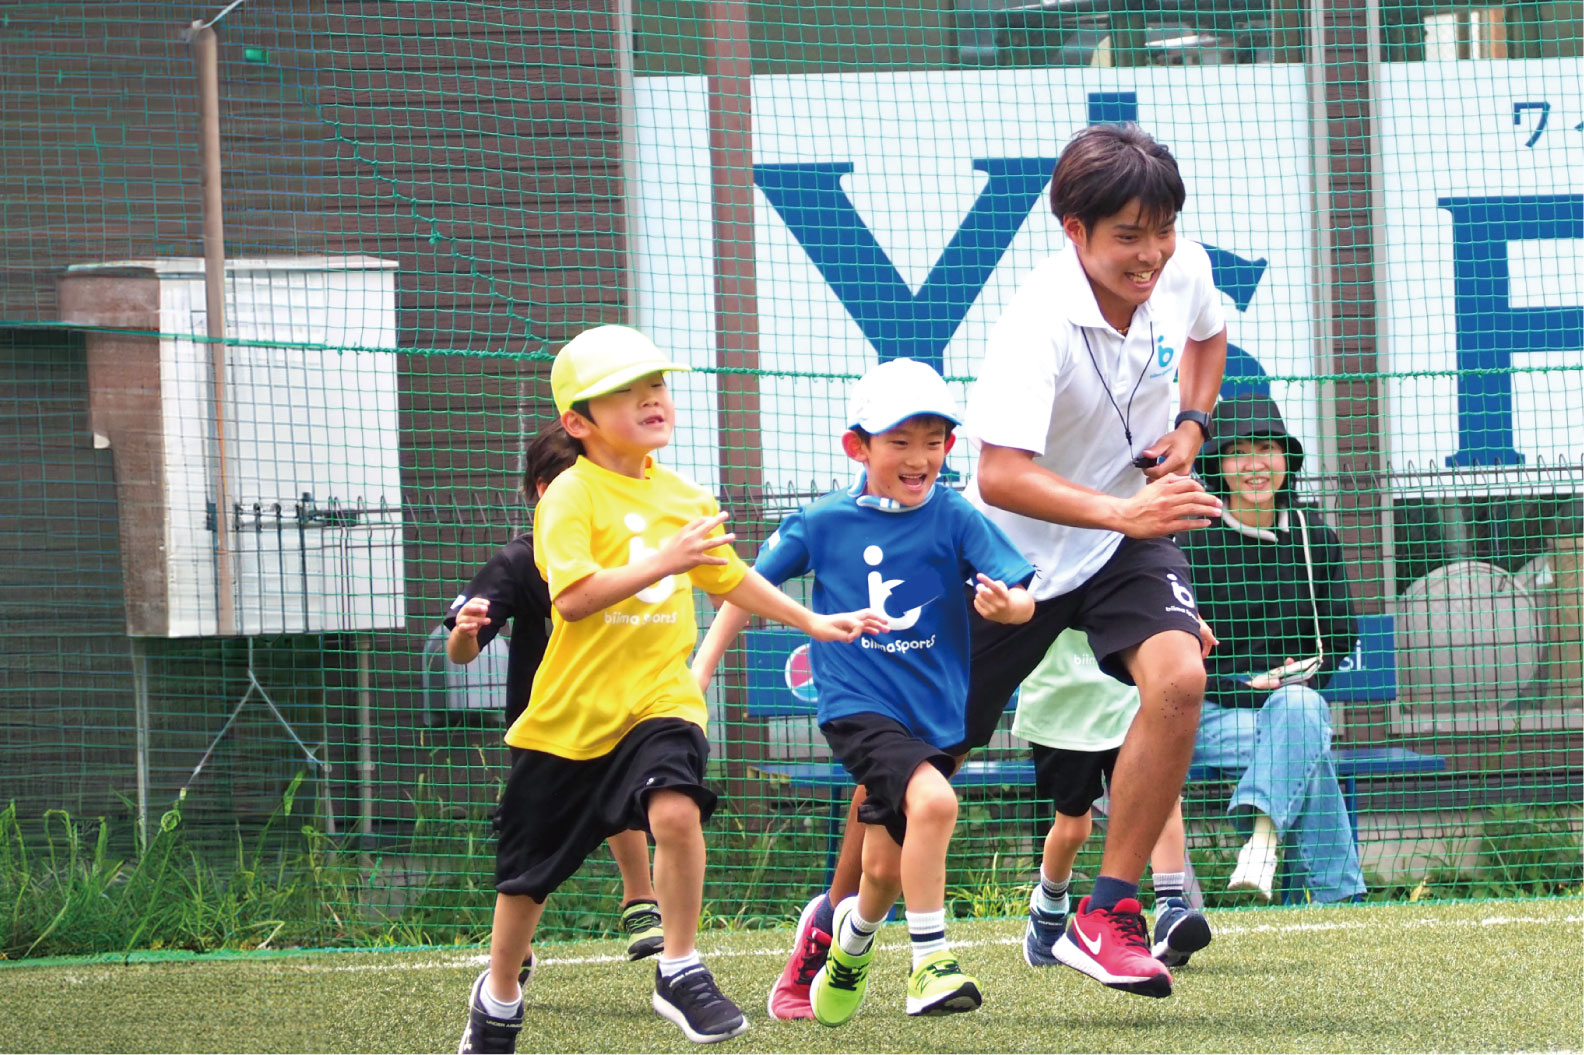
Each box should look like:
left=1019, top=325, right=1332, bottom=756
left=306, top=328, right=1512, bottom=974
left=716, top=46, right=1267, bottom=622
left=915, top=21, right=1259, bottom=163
left=522, top=419, right=581, bottom=501
left=850, top=413, right=956, bottom=443
left=1049, top=124, right=1186, bottom=233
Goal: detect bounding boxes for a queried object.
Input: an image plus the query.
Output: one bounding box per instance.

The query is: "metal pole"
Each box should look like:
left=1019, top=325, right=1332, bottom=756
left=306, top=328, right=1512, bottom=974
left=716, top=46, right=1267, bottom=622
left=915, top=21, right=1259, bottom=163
left=130, top=638, right=151, bottom=852
left=705, top=0, right=767, bottom=812
left=1306, top=0, right=1334, bottom=487
left=190, top=22, right=236, bottom=635
left=616, top=0, right=641, bottom=326
left=1362, top=0, right=1399, bottom=613
left=358, top=634, right=375, bottom=846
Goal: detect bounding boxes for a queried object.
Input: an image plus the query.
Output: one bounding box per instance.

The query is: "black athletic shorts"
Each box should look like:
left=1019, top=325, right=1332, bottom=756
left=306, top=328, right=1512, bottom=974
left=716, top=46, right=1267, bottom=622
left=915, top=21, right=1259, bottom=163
left=1032, top=743, right=1121, bottom=818
left=951, top=534, right=1202, bottom=755
left=821, top=713, right=955, bottom=848
left=494, top=717, right=716, bottom=900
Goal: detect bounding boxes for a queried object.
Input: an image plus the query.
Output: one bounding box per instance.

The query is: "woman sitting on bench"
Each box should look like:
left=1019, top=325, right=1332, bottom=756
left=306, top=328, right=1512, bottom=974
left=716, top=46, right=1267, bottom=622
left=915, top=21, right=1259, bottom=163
left=1182, top=392, right=1366, bottom=903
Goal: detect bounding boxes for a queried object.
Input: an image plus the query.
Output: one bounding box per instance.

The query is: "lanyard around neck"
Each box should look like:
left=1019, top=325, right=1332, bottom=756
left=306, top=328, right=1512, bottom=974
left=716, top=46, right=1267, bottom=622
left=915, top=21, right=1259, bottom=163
left=1080, top=321, right=1153, bottom=457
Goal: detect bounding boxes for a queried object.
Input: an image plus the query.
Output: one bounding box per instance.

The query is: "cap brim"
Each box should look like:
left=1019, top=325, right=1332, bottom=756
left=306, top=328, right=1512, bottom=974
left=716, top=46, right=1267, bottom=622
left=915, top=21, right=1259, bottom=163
left=566, top=360, right=693, bottom=407
left=852, top=407, right=962, bottom=433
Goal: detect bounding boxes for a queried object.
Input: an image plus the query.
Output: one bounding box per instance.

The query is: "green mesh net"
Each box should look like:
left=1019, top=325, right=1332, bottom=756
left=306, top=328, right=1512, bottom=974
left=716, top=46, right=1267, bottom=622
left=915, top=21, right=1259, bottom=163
left=0, top=1, right=1578, bottom=954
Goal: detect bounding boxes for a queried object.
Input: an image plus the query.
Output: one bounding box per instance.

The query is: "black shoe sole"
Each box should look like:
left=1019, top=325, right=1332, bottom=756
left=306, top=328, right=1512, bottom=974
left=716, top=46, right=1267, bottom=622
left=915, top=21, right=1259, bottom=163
left=1107, top=975, right=1173, bottom=998
left=1156, top=913, right=1212, bottom=968
left=627, top=934, right=665, bottom=961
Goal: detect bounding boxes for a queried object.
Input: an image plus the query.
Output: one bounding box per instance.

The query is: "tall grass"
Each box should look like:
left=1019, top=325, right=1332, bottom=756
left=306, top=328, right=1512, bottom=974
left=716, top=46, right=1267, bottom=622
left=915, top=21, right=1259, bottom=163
left=0, top=777, right=833, bottom=958
left=4, top=778, right=1576, bottom=960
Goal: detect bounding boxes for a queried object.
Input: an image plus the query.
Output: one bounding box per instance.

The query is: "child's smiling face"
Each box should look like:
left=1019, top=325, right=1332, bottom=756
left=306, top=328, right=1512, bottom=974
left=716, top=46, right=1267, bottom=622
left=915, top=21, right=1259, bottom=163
left=843, top=415, right=955, bottom=507
left=581, top=371, right=676, bottom=454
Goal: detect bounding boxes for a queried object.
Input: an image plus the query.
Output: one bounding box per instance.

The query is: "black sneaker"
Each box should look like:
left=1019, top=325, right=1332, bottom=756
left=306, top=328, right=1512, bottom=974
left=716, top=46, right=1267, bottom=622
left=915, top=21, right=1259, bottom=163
left=517, top=953, right=535, bottom=989
left=458, top=969, right=523, bottom=1054
left=652, top=963, right=749, bottom=1043
left=1151, top=897, right=1212, bottom=967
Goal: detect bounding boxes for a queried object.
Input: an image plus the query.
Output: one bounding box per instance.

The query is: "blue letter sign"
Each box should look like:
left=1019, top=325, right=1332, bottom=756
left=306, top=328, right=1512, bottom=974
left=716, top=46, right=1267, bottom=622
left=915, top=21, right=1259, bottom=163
left=1437, top=194, right=1583, bottom=467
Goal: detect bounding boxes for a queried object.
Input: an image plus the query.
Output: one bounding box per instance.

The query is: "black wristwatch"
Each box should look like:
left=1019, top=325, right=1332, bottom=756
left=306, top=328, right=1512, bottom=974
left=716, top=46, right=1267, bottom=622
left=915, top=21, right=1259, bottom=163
left=1175, top=409, right=1213, bottom=443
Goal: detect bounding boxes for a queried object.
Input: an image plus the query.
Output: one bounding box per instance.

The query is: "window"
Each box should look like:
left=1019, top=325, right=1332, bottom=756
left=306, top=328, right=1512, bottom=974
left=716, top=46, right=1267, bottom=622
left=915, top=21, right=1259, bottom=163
left=1385, top=2, right=1583, bottom=61
left=954, top=1, right=1293, bottom=67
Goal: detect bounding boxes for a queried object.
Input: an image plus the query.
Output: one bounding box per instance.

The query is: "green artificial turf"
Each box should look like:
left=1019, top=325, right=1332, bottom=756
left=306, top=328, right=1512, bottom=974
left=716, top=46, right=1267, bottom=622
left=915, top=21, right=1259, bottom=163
left=3, top=898, right=1579, bottom=1053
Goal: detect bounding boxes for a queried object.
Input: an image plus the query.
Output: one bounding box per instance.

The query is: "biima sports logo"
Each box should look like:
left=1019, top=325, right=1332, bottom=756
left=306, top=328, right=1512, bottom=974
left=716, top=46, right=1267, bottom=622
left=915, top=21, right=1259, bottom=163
left=864, top=544, right=925, bottom=631
left=624, top=512, right=675, bottom=604
left=604, top=610, right=679, bottom=626
left=862, top=634, right=939, bottom=653
left=1164, top=572, right=1197, bottom=617
left=1150, top=334, right=1178, bottom=378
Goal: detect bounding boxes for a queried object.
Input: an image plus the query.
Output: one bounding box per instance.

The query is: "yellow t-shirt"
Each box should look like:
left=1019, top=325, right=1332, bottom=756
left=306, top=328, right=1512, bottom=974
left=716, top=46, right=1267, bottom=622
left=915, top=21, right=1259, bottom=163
left=508, top=455, right=749, bottom=759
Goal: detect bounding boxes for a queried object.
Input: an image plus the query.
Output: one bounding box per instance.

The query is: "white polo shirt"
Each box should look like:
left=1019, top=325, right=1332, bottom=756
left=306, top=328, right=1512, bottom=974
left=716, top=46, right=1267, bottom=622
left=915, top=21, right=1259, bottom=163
left=962, top=239, right=1226, bottom=600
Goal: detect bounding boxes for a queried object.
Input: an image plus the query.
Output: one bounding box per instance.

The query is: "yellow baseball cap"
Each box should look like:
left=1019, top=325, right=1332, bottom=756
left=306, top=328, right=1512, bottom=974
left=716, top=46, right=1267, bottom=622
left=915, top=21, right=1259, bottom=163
left=550, top=325, right=692, bottom=415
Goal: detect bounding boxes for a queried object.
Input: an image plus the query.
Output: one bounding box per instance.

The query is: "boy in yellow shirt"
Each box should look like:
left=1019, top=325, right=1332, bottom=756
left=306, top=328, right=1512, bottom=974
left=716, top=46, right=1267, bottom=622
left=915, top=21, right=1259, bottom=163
left=457, top=325, right=885, bottom=1052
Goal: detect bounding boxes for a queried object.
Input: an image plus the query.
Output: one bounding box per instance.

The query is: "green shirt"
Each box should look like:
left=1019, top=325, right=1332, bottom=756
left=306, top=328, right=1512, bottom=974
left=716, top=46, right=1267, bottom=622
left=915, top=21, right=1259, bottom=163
left=1011, top=629, right=1140, bottom=752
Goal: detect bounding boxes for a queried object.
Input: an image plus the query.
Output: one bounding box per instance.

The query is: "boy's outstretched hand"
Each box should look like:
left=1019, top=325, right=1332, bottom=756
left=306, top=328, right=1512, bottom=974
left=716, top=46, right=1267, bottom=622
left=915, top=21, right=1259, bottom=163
left=973, top=574, right=1035, bottom=624
left=807, top=609, right=890, bottom=642
left=658, top=511, right=737, bottom=573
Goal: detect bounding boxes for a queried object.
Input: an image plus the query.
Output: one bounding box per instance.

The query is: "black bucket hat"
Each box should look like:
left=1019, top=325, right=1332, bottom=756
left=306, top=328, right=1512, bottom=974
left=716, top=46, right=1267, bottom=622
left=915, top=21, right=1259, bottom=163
left=1196, top=391, right=1304, bottom=498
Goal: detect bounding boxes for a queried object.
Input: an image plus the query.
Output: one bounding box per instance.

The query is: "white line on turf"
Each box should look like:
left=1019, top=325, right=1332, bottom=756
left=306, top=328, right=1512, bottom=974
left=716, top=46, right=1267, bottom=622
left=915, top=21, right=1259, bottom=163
left=298, top=910, right=1582, bottom=974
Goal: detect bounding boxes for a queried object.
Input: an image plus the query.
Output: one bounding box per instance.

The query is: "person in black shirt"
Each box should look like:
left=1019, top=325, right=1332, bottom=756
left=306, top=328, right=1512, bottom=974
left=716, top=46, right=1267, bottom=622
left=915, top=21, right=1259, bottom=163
left=444, top=420, right=665, bottom=960
left=1181, top=392, right=1365, bottom=903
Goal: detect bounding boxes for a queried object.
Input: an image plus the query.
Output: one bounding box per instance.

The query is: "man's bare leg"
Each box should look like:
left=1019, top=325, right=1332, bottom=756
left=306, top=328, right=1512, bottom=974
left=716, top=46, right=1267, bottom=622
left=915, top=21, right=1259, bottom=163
left=1100, top=630, right=1205, bottom=890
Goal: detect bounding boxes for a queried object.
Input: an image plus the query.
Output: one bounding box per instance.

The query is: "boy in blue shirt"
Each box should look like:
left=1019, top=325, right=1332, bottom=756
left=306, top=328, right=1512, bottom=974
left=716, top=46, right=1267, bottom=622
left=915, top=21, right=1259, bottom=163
left=692, top=358, right=1035, bottom=1025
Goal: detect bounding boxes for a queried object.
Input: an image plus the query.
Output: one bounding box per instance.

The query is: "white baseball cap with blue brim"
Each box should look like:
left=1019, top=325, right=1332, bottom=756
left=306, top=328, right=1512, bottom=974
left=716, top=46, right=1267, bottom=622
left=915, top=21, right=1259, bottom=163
left=847, top=357, right=962, bottom=434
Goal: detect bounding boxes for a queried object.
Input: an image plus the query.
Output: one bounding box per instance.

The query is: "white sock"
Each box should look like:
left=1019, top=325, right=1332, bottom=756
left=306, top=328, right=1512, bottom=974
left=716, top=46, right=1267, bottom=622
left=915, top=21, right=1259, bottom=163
left=478, top=972, right=522, bottom=1016
left=1248, top=813, right=1278, bottom=855
left=1230, top=814, right=1281, bottom=898
left=1035, top=868, right=1071, bottom=917
left=838, top=900, right=881, bottom=957
left=658, top=952, right=702, bottom=978
left=907, top=908, right=948, bottom=969
left=1152, top=871, right=1186, bottom=902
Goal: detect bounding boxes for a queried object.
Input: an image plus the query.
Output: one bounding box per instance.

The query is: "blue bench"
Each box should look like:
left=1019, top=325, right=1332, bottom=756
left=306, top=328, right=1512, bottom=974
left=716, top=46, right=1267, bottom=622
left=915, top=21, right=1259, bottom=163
left=738, top=617, right=1446, bottom=887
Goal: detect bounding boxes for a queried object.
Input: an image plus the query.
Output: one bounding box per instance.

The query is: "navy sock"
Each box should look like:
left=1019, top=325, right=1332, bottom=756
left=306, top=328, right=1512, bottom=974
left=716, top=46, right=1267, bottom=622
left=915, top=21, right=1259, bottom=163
left=1090, top=876, right=1139, bottom=911
left=812, top=894, right=836, bottom=935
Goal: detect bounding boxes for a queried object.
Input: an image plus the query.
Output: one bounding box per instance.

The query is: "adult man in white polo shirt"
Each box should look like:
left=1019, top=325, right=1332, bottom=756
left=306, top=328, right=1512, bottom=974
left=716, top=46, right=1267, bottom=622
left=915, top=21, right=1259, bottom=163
left=761, top=124, right=1227, bottom=1019
left=958, top=123, right=1226, bottom=998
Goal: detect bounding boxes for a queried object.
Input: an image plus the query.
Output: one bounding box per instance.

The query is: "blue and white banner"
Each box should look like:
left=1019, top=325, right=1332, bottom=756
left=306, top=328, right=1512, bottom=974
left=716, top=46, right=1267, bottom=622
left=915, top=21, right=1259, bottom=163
left=633, top=68, right=1315, bottom=492
left=1379, top=58, right=1583, bottom=487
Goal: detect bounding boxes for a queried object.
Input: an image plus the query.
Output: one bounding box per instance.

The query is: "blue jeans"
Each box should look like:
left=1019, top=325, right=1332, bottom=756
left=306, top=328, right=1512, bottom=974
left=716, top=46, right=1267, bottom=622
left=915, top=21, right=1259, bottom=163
left=1194, top=685, right=1366, bottom=903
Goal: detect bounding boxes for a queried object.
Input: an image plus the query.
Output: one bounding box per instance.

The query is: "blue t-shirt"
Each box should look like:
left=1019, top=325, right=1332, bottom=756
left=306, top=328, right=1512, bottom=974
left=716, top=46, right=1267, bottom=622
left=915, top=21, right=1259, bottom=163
left=753, top=476, right=1035, bottom=748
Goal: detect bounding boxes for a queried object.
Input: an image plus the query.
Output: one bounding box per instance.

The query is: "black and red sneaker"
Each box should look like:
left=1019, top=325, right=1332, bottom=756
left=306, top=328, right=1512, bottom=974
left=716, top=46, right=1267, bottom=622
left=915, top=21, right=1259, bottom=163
left=1053, top=896, right=1173, bottom=998
left=766, top=895, right=833, bottom=1021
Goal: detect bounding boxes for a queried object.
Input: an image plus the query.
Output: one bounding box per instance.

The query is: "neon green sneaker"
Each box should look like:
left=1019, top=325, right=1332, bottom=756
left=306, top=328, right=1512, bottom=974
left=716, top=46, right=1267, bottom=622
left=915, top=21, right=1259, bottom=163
left=620, top=899, right=664, bottom=961
left=809, top=898, right=874, bottom=1027
left=905, top=949, right=982, bottom=1017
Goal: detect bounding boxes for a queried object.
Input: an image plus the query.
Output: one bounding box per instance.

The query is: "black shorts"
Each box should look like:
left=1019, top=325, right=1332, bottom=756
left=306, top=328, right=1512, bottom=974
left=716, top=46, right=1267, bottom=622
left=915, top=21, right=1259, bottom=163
left=952, top=535, right=1202, bottom=754
left=494, top=717, right=717, bottom=900
left=1032, top=743, right=1121, bottom=818
left=821, top=713, right=954, bottom=848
